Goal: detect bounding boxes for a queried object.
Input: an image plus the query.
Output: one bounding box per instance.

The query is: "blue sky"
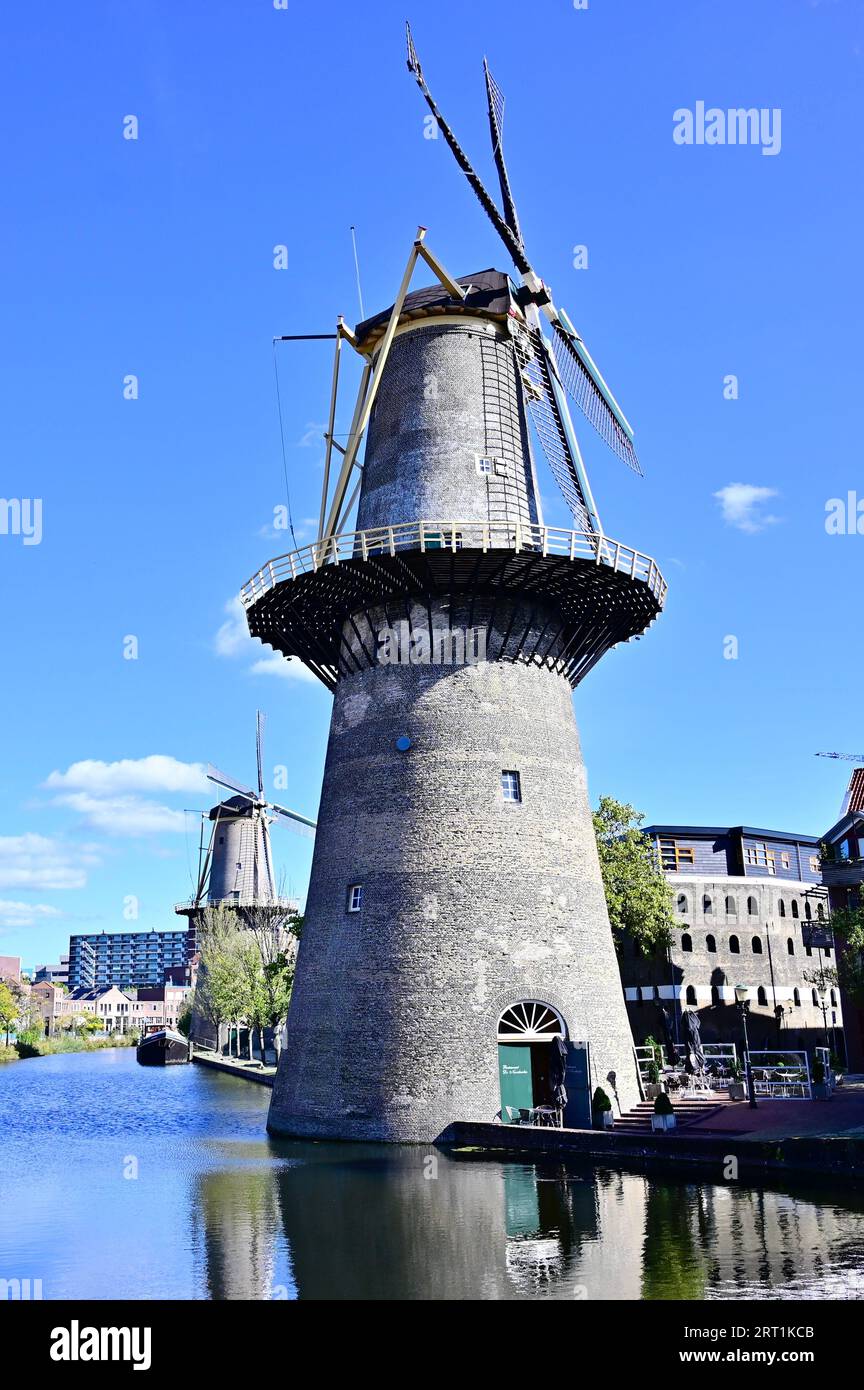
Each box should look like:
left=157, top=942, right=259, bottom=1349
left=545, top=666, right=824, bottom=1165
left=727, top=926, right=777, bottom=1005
left=0, top=0, right=861, bottom=969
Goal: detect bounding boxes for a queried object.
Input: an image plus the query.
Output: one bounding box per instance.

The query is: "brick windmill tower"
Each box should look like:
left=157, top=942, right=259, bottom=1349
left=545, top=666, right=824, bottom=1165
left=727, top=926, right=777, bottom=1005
left=241, top=28, right=667, bottom=1141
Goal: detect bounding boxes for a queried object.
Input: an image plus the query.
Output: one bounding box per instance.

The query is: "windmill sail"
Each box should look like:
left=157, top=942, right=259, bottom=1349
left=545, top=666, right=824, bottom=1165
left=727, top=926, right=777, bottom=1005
left=551, top=319, right=642, bottom=475
left=406, top=23, right=643, bottom=480
left=406, top=23, right=530, bottom=276
left=483, top=60, right=525, bottom=253
left=513, top=328, right=593, bottom=532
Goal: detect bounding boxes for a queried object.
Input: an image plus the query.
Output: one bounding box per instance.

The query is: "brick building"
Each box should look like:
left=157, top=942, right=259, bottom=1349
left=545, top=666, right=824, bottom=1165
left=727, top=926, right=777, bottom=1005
left=620, top=825, right=842, bottom=1060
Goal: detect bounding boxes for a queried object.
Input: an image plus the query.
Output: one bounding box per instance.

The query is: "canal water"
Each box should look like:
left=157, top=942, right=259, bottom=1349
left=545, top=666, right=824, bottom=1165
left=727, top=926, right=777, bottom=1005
left=2, top=1049, right=863, bottom=1300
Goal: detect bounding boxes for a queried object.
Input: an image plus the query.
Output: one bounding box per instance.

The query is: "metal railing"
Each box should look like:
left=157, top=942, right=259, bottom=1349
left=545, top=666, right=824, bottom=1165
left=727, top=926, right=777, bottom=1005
left=745, top=1050, right=812, bottom=1099
left=239, top=519, right=667, bottom=610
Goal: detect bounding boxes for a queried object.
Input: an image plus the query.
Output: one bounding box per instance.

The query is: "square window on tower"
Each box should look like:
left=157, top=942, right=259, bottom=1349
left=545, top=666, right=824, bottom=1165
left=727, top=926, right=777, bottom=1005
left=476, top=456, right=494, bottom=476
left=501, top=770, right=522, bottom=803
left=347, top=883, right=363, bottom=913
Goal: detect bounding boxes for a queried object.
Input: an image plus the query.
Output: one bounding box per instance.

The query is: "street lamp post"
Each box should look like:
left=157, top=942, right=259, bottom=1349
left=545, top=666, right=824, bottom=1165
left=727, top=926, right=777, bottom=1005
left=735, top=984, right=758, bottom=1109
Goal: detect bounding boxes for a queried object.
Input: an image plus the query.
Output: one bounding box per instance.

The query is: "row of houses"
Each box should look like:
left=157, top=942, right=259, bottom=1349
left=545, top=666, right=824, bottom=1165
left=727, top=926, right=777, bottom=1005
left=30, top=981, right=191, bottom=1036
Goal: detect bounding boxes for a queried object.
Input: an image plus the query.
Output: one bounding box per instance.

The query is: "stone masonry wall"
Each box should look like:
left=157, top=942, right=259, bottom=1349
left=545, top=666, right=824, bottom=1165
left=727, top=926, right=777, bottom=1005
left=268, top=650, right=640, bottom=1142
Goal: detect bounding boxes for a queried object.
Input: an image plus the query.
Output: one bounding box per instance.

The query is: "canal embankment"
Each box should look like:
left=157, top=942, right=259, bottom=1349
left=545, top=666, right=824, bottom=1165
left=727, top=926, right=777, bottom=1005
left=192, top=1051, right=275, bottom=1086
left=438, top=1116, right=864, bottom=1185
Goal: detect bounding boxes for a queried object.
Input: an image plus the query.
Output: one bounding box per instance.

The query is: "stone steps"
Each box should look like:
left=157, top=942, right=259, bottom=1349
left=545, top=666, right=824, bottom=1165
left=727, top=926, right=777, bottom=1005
left=613, top=1096, right=731, bottom=1133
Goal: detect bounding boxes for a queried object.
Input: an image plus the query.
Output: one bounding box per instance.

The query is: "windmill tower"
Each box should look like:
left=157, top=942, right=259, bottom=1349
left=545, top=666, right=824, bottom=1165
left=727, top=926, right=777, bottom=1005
left=240, top=29, right=667, bottom=1141
left=178, top=711, right=314, bottom=916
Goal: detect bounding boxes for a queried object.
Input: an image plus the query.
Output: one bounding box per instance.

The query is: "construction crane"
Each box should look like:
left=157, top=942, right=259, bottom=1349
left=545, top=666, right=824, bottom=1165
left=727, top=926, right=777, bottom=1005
left=816, top=752, right=864, bottom=764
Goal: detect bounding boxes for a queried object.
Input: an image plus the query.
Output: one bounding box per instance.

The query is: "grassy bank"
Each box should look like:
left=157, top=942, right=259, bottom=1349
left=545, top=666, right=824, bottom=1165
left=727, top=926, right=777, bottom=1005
left=0, top=1034, right=139, bottom=1062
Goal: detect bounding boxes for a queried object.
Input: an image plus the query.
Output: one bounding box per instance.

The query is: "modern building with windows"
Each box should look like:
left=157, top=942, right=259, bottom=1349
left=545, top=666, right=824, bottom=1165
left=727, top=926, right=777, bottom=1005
left=67, top=927, right=195, bottom=991
left=619, top=824, right=843, bottom=1060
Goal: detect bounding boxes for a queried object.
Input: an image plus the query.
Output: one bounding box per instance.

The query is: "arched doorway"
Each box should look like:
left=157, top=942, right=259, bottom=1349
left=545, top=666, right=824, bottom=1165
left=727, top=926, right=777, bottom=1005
left=497, top=1001, right=566, bottom=1124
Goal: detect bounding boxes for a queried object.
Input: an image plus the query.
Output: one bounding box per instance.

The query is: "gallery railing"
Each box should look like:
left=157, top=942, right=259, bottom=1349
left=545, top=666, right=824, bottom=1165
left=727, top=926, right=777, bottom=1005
left=240, top=519, right=668, bottom=610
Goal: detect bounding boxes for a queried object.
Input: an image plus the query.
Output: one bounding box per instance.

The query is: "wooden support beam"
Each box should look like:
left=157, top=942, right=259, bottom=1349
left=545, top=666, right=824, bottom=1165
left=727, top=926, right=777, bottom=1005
left=415, top=240, right=467, bottom=302
left=317, top=320, right=345, bottom=543
left=321, top=233, right=425, bottom=542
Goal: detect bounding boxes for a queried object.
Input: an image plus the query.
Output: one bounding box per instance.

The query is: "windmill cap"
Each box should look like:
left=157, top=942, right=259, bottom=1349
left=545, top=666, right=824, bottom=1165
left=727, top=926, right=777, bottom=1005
left=354, top=268, right=517, bottom=350
left=208, top=794, right=259, bottom=820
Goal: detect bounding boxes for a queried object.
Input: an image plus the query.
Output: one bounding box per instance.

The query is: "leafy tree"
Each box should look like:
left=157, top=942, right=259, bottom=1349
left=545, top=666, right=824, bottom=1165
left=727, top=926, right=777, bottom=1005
left=0, top=983, right=17, bottom=1045
left=240, top=904, right=299, bottom=1062
left=592, top=796, right=677, bottom=956
left=827, top=905, right=864, bottom=1007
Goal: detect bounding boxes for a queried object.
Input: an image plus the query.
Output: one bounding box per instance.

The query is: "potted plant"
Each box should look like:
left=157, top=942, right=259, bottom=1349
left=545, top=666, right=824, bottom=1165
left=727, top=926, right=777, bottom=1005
left=651, top=1091, right=676, bottom=1132
left=811, top=1058, right=831, bottom=1101
left=592, top=1086, right=614, bottom=1130
left=727, top=1060, right=746, bottom=1101
left=644, top=1057, right=665, bottom=1100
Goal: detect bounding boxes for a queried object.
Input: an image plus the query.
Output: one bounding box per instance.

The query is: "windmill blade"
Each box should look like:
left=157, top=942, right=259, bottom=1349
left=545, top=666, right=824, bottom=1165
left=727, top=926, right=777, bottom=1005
left=551, top=315, right=642, bottom=475
left=206, top=764, right=260, bottom=803
left=256, top=710, right=265, bottom=800
left=513, top=328, right=595, bottom=533
left=267, top=800, right=317, bottom=838
left=483, top=59, right=525, bottom=254
left=406, top=23, right=531, bottom=277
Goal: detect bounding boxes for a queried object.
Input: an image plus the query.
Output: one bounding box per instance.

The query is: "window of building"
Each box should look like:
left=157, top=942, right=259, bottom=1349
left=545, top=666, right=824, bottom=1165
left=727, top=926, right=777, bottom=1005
left=791, top=900, right=799, bottom=919
left=830, top=990, right=837, bottom=1007
left=757, top=986, right=768, bottom=1007
left=681, top=933, right=693, bottom=952
left=780, top=851, right=791, bottom=870
left=817, top=903, right=826, bottom=921
left=746, top=842, right=776, bottom=874
left=685, top=985, right=697, bottom=1006
left=778, top=899, right=786, bottom=917
left=752, top=936, right=763, bottom=955
left=747, top=897, right=758, bottom=916
left=787, top=937, right=794, bottom=956
left=793, top=988, right=801, bottom=1007
left=501, top=770, right=522, bottom=803
left=824, top=944, right=832, bottom=957
left=659, top=838, right=696, bottom=871
left=812, top=988, right=819, bottom=1007
left=347, top=884, right=363, bottom=913
left=805, top=901, right=812, bottom=920
left=729, top=935, right=740, bottom=954
left=706, top=934, right=717, bottom=953
left=725, top=896, right=737, bottom=915
left=703, top=895, right=713, bottom=914
left=476, top=456, right=494, bottom=476
left=805, top=943, right=813, bottom=958
left=810, top=855, right=821, bottom=873
left=676, top=894, right=689, bottom=915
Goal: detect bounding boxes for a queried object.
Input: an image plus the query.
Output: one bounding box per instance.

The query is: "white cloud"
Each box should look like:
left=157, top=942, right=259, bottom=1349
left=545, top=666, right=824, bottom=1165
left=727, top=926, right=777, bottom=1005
left=43, top=757, right=207, bottom=839
left=45, top=755, right=208, bottom=796
left=215, top=596, right=320, bottom=686
left=250, top=653, right=318, bottom=684
left=214, top=596, right=250, bottom=657
left=0, top=899, right=63, bottom=928
left=0, top=835, right=99, bottom=891
left=713, top=483, right=781, bottom=534
left=48, top=793, right=188, bottom=837
left=297, top=422, right=325, bottom=448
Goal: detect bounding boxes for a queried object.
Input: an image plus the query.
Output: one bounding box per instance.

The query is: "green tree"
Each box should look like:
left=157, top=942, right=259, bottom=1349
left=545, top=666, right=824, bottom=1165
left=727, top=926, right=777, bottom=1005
left=240, top=904, right=299, bottom=1063
left=0, top=983, right=17, bottom=1045
left=828, top=905, right=864, bottom=1007
left=592, top=796, right=677, bottom=956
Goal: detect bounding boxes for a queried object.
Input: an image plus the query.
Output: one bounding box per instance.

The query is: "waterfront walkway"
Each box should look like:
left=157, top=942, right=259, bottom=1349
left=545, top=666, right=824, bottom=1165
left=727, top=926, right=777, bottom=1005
left=192, top=1051, right=276, bottom=1087
left=440, top=1079, right=864, bottom=1183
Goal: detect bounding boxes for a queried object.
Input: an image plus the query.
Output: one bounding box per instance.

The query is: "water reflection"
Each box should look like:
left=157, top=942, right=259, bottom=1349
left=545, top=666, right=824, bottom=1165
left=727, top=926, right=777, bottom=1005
left=2, top=1053, right=863, bottom=1301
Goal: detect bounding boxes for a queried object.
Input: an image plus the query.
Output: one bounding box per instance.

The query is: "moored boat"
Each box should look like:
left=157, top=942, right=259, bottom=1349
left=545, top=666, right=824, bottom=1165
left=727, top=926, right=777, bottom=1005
left=136, top=1028, right=190, bottom=1066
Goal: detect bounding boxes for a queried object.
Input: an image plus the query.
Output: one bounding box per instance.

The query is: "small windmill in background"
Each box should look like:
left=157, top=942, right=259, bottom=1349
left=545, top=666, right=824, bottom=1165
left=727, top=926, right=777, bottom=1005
left=178, top=712, right=316, bottom=915
left=815, top=752, right=864, bottom=816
